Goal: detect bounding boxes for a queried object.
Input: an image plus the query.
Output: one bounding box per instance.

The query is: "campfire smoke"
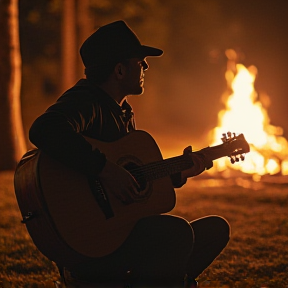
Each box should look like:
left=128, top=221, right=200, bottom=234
left=209, top=49, right=288, bottom=177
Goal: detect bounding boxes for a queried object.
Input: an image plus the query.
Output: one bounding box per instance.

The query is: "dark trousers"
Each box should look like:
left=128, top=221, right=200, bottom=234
left=68, top=214, right=230, bottom=287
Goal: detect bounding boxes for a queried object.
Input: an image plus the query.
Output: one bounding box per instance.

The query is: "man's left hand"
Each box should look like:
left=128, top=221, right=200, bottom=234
left=181, top=146, right=213, bottom=180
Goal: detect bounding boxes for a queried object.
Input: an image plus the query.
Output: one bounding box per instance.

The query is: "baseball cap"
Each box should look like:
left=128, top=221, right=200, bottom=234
left=80, top=20, right=163, bottom=68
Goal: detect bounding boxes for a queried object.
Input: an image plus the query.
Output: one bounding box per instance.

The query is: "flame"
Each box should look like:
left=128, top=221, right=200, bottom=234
left=210, top=50, right=288, bottom=176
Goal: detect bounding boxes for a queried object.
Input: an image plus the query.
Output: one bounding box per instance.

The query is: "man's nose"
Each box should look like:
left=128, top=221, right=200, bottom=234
left=142, top=60, right=149, bottom=71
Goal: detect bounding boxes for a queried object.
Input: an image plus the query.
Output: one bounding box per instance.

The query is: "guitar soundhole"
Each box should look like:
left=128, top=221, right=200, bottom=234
left=117, top=156, right=152, bottom=201
left=124, top=162, right=147, bottom=192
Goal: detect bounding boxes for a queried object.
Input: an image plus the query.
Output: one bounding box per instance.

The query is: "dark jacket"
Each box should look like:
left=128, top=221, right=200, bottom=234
left=29, top=78, right=183, bottom=187
left=29, top=79, right=135, bottom=178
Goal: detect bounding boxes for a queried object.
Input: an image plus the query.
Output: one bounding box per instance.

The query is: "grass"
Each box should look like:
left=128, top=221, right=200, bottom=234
left=1, top=171, right=288, bottom=287
left=0, top=171, right=59, bottom=288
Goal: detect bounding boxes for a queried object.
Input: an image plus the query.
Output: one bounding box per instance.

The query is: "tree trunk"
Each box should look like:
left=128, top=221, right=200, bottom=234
left=77, top=0, right=93, bottom=79
left=0, top=0, right=26, bottom=170
left=61, top=0, right=77, bottom=92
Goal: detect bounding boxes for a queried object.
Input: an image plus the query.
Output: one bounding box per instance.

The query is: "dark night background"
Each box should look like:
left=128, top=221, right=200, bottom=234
left=19, top=0, right=288, bottom=153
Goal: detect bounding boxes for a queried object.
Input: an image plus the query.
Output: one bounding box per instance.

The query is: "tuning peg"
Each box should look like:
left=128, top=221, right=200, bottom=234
left=240, top=155, right=245, bottom=161
left=227, top=131, right=232, bottom=138
left=221, top=133, right=227, bottom=143
left=230, top=157, right=235, bottom=164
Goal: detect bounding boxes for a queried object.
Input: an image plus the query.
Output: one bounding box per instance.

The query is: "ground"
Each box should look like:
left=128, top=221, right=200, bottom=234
left=1, top=171, right=288, bottom=288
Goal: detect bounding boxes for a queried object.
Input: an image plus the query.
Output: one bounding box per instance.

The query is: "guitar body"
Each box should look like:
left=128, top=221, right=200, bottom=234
left=15, top=129, right=249, bottom=263
left=14, top=130, right=176, bottom=261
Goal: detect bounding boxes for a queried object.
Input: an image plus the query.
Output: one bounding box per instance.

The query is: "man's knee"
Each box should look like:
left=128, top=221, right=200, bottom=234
left=192, top=215, right=231, bottom=244
left=147, top=214, right=195, bottom=251
left=213, top=216, right=230, bottom=235
left=208, top=216, right=231, bottom=247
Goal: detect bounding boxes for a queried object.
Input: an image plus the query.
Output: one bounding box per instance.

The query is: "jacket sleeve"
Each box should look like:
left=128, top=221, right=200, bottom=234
left=170, top=173, right=187, bottom=188
left=29, top=96, right=106, bottom=178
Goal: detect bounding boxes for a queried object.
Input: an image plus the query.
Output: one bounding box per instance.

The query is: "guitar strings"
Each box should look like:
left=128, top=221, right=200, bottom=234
left=127, top=155, right=193, bottom=181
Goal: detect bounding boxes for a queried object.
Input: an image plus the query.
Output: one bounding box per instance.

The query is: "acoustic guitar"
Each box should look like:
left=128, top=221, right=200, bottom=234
left=14, top=130, right=249, bottom=263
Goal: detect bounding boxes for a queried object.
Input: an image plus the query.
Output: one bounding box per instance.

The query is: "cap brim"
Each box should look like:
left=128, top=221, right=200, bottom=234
left=140, top=45, right=163, bottom=57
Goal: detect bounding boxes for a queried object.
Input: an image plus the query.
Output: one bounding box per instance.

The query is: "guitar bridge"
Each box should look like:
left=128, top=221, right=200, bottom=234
left=88, top=178, right=114, bottom=219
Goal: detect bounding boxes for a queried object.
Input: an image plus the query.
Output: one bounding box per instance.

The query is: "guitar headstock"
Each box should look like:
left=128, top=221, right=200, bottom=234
left=221, top=132, right=250, bottom=164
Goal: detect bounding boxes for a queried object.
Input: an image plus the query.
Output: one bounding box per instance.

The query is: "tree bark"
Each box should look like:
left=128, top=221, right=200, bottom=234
left=0, top=0, right=26, bottom=170
left=61, top=0, right=77, bottom=92
left=77, top=0, right=93, bottom=79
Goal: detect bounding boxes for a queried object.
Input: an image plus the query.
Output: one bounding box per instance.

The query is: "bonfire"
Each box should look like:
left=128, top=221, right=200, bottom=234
left=209, top=49, right=288, bottom=179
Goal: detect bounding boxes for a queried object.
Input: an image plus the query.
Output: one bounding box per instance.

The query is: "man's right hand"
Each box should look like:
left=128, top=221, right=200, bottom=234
left=97, top=160, right=140, bottom=205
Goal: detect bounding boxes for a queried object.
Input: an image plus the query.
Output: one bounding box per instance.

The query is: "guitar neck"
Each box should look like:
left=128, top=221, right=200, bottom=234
left=196, top=144, right=233, bottom=163
left=130, top=154, right=194, bottom=182
left=86, top=131, right=249, bottom=183
left=131, top=136, right=248, bottom=182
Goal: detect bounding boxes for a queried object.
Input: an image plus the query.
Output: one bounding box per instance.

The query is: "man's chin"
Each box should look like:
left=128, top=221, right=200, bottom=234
left=131, top=87, right=144, bottom=96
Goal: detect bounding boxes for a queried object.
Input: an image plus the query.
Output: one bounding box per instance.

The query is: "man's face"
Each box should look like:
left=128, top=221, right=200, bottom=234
left=123, top=58, right=149, bottom=95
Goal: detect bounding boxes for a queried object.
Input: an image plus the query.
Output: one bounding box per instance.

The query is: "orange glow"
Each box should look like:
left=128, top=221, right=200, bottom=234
left=209, top=50, right=288, bottom=176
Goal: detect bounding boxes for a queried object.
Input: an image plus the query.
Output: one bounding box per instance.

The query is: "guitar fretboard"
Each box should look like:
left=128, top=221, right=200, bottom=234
left=129, top=154, right=194, bottom=181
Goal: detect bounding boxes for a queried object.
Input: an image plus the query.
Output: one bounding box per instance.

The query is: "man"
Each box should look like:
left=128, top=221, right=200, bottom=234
left=29, top=20, right=230, bottom=287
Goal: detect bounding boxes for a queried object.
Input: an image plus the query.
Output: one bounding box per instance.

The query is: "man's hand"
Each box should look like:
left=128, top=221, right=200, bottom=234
left=97, top=160, right=140, bottom=204
left=181, top=146, right=213, bottom=181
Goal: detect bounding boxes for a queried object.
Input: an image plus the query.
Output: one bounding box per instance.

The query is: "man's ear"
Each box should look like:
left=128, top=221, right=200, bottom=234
left=115, top=63, right=126, bottom=79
